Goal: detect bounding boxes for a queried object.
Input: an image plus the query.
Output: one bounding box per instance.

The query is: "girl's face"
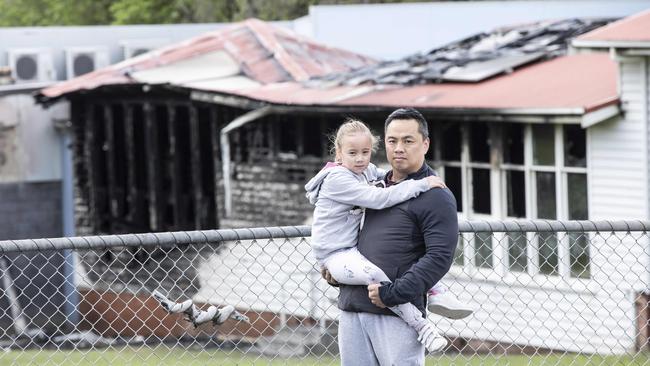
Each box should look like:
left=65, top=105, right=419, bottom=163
left=336, top=132, right=373, bottom=174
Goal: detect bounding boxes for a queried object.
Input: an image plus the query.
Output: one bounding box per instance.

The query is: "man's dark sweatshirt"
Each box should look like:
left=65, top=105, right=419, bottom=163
left=338, top=163, right=459, bottom=317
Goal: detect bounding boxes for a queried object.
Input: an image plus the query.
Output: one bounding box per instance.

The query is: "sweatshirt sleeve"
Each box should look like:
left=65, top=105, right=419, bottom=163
left=378, top=189, right=459, bottom=307
left=320, top=169, right=431, bottom=210
left=365, top=163, right=387, bottom=181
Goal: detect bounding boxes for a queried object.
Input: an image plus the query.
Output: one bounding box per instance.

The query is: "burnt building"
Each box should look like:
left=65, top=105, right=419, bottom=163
left=37, top=19, right=376, bottom=235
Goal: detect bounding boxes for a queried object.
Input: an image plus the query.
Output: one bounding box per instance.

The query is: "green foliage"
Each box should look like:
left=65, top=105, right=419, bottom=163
left=0, top=0, right=432, bottom=27
left=0, top=0, right=113, bottom=26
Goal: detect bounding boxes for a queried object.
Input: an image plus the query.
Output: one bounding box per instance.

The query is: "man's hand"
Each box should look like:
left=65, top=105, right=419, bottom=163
left=321, top=267, right=339, bottom=286
left=367, top=284, right=386, bottom=308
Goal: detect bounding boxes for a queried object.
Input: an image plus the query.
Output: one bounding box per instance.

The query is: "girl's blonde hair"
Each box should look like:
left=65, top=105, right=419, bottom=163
left=330, top=118, right=380, bottom=157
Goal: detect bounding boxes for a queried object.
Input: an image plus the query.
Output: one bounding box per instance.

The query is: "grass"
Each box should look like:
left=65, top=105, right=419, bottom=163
left=1, top=347, right=648, bottom=366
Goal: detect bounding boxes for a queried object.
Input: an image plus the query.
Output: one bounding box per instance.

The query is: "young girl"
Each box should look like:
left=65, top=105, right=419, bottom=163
left=305, top=119, right=467, bottom=352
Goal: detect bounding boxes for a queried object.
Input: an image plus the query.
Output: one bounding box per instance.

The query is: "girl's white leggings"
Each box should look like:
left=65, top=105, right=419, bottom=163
left=323, top=246, right=438, bottom=331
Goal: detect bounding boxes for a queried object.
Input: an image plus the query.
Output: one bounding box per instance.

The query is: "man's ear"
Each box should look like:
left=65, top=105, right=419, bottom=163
left=423, top=137, right=430, bottom=151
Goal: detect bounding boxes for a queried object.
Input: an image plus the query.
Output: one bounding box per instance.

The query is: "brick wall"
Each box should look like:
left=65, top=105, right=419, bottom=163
left=218, top=160, right=322, bottom=228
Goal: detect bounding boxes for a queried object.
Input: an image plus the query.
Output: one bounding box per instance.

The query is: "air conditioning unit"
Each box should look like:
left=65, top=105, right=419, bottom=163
left=7, top=49, right=55, bottom=83
left=120, top=38, right=168, bottom=60
left=65, top=47, right=109, bottom=79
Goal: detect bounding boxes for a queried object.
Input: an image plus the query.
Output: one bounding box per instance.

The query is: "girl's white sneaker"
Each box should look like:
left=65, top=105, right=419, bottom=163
left=417, top=322, right=448, bottom=353
left=427, top=292, right=473, bottom=320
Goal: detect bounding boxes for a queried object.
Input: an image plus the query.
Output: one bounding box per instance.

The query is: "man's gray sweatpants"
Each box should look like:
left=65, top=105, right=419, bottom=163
left=339, top=310, right=425, bottom=366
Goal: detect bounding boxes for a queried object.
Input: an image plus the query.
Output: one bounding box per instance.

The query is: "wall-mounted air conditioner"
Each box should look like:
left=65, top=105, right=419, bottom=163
left=65, top=47, right=109, bottom=79
left=120, top=38, right=168, bottom=60
left=7, top=48, right=55, bottom=83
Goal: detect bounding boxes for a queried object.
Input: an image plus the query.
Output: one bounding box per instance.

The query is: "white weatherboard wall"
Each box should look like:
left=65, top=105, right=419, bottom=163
left=581, top=55, right=650, bottom=353
left=588, top=57, right=650, bottom=292
left=194, top=238, right=335, bottom=319
left=436, top=276, right=636, bottom=354
left=589, top=59, right=648, bottom=221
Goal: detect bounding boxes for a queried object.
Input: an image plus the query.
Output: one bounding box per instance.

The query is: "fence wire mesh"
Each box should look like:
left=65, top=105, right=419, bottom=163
left=0, top=220, right=649, bottom=365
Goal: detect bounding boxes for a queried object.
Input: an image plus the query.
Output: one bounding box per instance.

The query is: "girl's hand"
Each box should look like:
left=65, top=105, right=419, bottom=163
left=426, top=176, right=447, bottom=189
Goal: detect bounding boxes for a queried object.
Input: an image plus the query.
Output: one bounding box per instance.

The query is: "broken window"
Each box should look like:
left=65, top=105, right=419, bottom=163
left=564, top=125, right=586, bottom=167
left=469, top=122, right=490, bottom=163
left=444, top=166, right=462, bottom=212
left=472, top=168, right=491, bottom=214
left=503, top=123, right=524, bottom=165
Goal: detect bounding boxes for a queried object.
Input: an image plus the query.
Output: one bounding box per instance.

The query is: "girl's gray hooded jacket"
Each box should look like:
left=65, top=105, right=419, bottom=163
left=304, top=163, right=430, bottom=263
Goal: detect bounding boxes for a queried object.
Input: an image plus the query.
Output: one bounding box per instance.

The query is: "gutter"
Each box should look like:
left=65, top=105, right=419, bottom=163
left=572, top=39, right=650, bottom=50
left=220, top=106, right=274, bottom=218
left=192, top=89, right=620, bottom=125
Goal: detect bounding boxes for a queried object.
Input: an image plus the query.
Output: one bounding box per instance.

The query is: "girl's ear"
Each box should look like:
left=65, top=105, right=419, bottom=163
left=335, top=151, right=342, bottom=163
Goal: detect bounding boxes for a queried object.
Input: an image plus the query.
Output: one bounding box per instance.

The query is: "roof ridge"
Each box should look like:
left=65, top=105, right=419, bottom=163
left=244, top=18, right=310, bottom=82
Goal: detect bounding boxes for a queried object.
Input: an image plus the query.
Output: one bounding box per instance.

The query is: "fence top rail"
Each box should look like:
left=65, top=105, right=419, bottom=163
left=0, top=220, right=647, bottom=253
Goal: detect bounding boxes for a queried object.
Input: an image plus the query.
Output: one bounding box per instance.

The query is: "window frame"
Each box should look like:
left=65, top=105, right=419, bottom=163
left=435, top=120, right=590, bottom=283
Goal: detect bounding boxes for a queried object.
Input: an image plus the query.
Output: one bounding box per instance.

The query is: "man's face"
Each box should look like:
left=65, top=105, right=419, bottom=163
left=385, top=119, right=429, bottom=179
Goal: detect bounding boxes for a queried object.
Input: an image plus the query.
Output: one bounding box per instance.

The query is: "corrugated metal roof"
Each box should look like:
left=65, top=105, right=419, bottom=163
left=37, top=19, right=376, bottom=103
left=206, top=53, right=616, bottom=114
left=309, top=18, right=613, bottom=87
left=575, top=9, right=650, bottom=45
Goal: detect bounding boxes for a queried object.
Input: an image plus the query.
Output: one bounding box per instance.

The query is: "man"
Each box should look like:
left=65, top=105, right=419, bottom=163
left=323, top=108, right=459, bottom=365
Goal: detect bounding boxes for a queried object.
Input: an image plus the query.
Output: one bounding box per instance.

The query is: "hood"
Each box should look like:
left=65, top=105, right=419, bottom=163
left=305, top=162, right=340, bottom=204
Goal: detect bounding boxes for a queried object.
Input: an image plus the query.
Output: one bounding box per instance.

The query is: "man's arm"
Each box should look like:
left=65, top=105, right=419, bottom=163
left=377, top=189, right=458, bottom=307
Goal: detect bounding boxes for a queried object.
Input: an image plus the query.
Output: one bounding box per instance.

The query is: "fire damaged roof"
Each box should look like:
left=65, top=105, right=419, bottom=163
left=187, top=17, right=620, bottom=124
left=574, top=9, right=650, bottom=48
left=211, top=53, right=617, bottom=115
left=309, top=17, right=615, bottom=87
left=38, top=16, right=622, bottom=124
left=37, top=19, right=376, bottom=103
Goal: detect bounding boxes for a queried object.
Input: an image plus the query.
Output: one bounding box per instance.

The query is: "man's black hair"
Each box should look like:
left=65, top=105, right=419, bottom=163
left=384, top=108, right=429, bottom=139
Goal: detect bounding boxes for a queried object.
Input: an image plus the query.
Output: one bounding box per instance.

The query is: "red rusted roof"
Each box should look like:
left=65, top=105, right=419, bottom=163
left=38, top=19, right=376, bottom=101
left=575, top=9, right=650, bottom=45
left=218, top=53, right=616, bottom=113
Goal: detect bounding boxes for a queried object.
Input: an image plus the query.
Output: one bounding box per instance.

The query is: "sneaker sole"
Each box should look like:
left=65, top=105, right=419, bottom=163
left=426, top=337, right=448, bottom=353
left=428, top=304, right=473, bottom=320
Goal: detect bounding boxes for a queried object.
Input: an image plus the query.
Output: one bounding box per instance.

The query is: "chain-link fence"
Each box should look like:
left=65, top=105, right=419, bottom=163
left=0, top=220, right=649, bottom=365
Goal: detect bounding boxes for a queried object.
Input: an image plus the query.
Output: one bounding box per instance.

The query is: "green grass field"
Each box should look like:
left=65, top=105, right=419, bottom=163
left=1, top=347, right=648, bottom=366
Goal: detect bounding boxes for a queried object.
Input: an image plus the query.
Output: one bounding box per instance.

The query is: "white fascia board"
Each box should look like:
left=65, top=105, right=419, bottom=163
left=580, top=104, right=621, bottom=128
left=573, top=39, right=650, bottom=49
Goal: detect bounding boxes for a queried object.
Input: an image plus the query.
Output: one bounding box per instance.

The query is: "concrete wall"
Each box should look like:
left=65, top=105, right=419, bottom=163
left=0, top=181, right=61, bottom=240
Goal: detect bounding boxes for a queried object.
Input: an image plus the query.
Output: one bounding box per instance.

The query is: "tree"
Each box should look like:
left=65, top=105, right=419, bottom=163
left=0, top=0, right=431, bottom=27
left=0, top=0, right=113, bottom=26
left=110, top=0, right=237, bottom=24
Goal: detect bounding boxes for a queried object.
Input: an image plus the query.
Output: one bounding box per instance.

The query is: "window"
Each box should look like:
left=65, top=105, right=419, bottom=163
left=532, top=124, right=554, bottom=165
left=472, top=168, right=491, bottom=214
left=436, top=121, right=590, bottom=279
left=440, top=122, right=463, bottom=212
left=502, top=124, right=525, bottom=218
left=507, top=232, right=527, bottom=272
left=475, top=232, right=493, bottom=269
